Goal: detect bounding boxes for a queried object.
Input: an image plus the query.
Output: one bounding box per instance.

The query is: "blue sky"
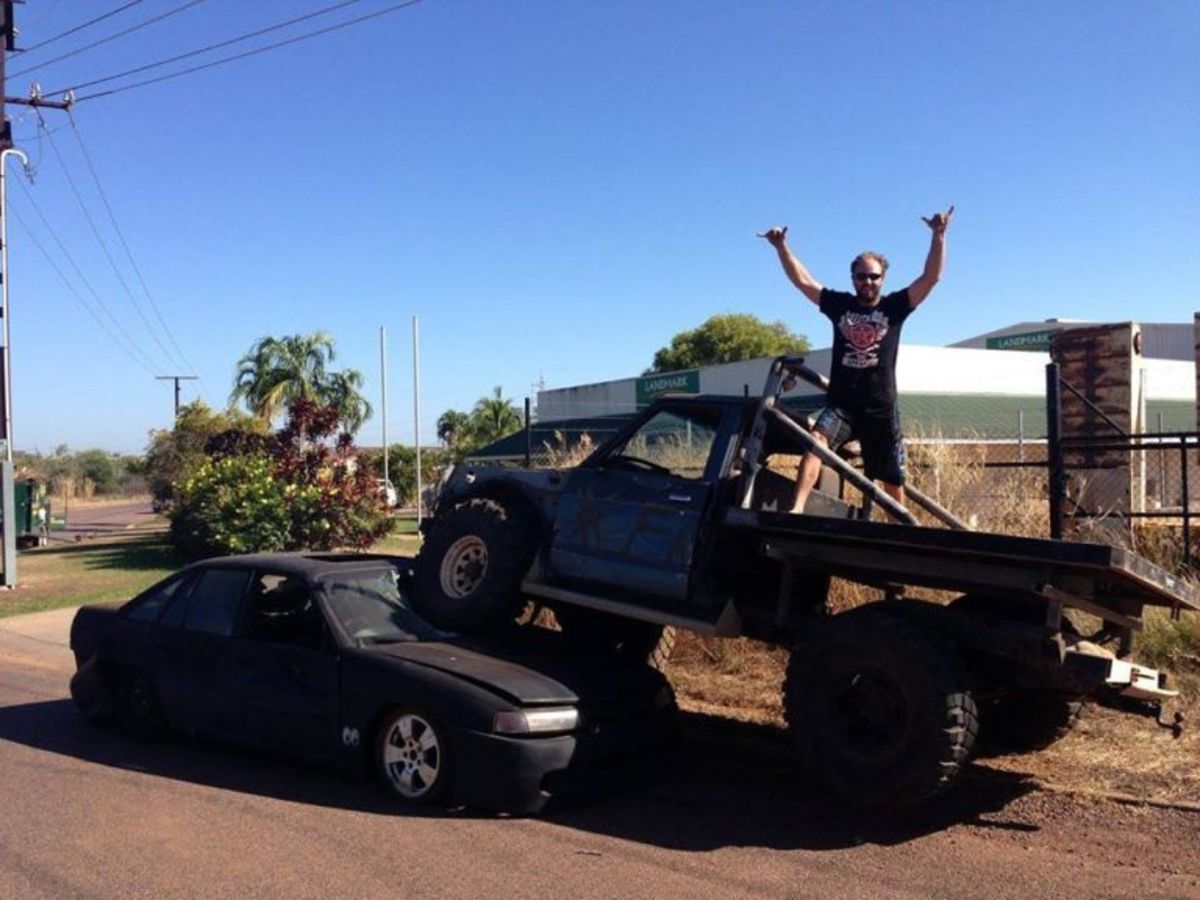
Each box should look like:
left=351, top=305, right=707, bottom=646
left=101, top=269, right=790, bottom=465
left=5, top=0, right=1197, bottom=453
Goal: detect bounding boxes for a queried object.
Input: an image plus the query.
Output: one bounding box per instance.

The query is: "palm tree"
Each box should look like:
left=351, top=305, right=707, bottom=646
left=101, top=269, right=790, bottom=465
left=230, top=332, right=336, bottom=423
left=470, top=386, right=522, bottom=445
left=437, top=410, right=472, bottom=451
left=320, top=369, right=373, bottom=435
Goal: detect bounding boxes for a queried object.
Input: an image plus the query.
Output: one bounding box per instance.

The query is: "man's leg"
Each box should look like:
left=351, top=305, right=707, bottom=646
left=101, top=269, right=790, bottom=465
left=791, top=435, right=829, bottom=513
left=863, top=409, right=907, bottom=509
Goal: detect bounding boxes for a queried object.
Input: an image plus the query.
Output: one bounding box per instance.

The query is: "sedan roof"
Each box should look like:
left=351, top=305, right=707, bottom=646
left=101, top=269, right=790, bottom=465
left=193, top=552, right=406, bottom=580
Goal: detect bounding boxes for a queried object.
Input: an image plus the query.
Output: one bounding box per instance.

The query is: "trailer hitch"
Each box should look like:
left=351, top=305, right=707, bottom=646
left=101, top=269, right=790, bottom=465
left=1157, top=704, right=1185, bottom=739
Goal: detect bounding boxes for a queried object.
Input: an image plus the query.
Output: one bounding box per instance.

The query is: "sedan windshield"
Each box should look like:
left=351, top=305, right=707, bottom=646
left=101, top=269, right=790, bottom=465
left=320, top=569, right=440, bottom=645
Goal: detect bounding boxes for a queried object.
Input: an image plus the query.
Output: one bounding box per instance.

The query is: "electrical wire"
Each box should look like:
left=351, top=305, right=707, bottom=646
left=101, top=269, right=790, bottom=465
left=17, top=1, right=146, bottom=55
left=69, top=0, right=423, bottom=103
left=67, top=112, right=198, bottom=378
left=37, top=115, right=178, bottom=371
left=11, top=181, right=160, bottom=375
left=47, top=0, right=365, bottom=97
left=9, top=0, right=206, bottom=80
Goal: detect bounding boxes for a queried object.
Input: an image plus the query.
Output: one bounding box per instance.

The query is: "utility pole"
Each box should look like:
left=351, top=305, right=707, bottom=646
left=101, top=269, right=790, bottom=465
left=156, top=375, right=198, bottom=419
left=0, top=1, right=15, bottom=586
left=0, top=3, right=72, bottom=586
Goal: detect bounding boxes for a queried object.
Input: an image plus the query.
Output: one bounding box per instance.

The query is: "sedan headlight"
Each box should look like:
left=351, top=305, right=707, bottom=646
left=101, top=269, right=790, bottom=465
left=493, top=706, right=579, bottom=735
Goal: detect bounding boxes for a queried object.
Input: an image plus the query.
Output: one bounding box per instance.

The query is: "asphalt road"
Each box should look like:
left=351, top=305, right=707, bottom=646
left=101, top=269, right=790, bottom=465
left=1, top=609, right=1198, bottom=900
left=53, top=499, right=158, bottom=543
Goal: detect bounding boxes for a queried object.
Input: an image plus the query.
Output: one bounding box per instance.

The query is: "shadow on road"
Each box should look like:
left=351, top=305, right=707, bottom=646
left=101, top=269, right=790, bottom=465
left=0, top=699, right=1040, bottom=849
left=549, top=712, right=1042, bottom=850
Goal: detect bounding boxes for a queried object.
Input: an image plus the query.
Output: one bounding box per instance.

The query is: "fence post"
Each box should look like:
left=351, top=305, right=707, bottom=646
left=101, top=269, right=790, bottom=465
left=1046, top=363, right=1066, bottom=540
left=1182, top=437, right=1192, bottom=571
left=524, top=397, right=532, bottom=468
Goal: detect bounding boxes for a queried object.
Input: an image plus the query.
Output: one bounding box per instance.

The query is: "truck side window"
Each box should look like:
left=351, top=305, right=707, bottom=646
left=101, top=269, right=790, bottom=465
left=607, top=407, right=722, bottom=480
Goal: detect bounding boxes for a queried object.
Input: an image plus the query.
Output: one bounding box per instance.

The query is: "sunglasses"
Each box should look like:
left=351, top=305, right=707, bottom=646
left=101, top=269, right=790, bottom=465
left=853, top=272, right=883, bottom=282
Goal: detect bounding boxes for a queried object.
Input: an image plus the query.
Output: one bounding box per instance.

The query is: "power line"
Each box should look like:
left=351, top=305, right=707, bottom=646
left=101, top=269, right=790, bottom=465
left=10, top=0, right=206, bottom=80
left=17, top=1, right=147, bottom=56
left=48, top=0, right=365, bottom=97
left=70, top=0, right=424, bottom=103
left=37, top=114, right=177, bottom=371
left=9, top=193, right=159, bottom=375
left=67, top=112, right=196, bottom=377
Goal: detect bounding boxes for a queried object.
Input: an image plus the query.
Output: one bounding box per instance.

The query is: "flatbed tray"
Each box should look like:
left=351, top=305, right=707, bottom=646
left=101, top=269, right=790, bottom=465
left=723, top=508, right=1200, bottom=617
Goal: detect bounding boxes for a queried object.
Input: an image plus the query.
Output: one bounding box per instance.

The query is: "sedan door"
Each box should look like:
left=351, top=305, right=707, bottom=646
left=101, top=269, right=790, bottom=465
left=230, top=572, right=340, bottom=760
left=151, top=566, right=249, bottom=739
left=549, top=403, right=726, bottom=604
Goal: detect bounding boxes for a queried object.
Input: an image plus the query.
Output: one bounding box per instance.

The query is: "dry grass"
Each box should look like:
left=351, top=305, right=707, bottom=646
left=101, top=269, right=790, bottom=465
left=666, top=633, right=789, bottom=725
left=538, top=431, right=595, bottom=468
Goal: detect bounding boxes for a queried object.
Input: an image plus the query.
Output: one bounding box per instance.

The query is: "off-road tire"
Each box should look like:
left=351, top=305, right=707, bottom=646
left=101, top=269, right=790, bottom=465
left=552, top=605, right=676, bottom=671
left=412, top=499, right=538, bottom=632
left=783, top=610, right=979, bottom=809
left=978, top=692, right=1086, bottom=755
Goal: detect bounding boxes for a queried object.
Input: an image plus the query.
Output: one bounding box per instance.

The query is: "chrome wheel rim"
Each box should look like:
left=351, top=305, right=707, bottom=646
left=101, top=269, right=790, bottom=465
left=439, top=536, right=488, bottom=598
left=382, top=713, right=442, bottom=799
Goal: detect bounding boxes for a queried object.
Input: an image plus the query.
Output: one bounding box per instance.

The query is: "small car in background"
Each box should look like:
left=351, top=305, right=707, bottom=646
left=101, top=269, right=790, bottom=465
left=376, top=479, right=398, bottom=508
left=69, top=553, right=676, bottom=814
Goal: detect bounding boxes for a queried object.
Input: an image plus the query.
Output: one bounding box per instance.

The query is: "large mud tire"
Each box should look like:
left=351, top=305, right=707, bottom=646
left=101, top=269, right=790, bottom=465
left=552, top=605, right=676, bottom=671
left=978, top=692, right=1086, bottom=755
left=784, top=611, right=979, bottom=809
left=412, top=499, right=537, bottom=632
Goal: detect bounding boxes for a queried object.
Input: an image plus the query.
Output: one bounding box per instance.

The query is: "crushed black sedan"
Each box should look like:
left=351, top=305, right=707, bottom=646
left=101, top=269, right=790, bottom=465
left=69, top=552, right=676, bottom=814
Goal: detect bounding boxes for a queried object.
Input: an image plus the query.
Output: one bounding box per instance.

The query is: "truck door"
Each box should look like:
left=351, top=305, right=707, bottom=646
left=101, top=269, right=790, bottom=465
left=549, top=402, right=726, bottom=603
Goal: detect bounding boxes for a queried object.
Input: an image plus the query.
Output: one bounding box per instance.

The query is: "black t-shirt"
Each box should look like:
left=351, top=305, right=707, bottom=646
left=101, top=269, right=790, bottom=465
left=819, top=287, right=913, bottom=413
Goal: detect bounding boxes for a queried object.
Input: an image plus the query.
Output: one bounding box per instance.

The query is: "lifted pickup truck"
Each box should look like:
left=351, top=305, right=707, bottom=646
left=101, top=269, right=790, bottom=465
left=413, top=357, right=1199, bottom=807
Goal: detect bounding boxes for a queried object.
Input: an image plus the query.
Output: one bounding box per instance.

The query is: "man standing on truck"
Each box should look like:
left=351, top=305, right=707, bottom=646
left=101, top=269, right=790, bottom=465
left=759, top=206, right=954, bottom=512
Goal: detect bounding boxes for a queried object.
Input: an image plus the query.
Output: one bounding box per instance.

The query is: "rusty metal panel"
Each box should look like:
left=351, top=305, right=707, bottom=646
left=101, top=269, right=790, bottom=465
left=1051, top=323, right=1143, bottom=528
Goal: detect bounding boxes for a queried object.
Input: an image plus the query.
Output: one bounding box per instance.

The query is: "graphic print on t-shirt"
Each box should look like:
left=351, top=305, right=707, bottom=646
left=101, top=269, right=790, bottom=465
left=836, top=309, right=890, bottom=370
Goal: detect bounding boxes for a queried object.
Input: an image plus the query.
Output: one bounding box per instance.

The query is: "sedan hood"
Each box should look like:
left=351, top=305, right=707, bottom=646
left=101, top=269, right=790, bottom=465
left=370, top=642, right=579, bottom=706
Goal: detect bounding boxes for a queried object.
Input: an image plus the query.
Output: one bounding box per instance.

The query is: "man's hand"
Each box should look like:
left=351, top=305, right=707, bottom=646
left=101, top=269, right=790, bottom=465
left=757, top=226, right=788, bottom=248
left=921, top=206, right=955, bottom=235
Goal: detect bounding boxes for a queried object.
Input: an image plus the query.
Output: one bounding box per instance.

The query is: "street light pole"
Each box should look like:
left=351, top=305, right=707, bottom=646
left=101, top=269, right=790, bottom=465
left=0, top=145, right=28, bottom=586
left=380, top=325, right=388, bottom=489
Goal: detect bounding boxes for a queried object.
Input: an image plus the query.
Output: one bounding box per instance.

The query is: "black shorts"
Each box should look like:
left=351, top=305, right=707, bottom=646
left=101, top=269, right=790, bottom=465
left=812, top=405, right=906, bottom=486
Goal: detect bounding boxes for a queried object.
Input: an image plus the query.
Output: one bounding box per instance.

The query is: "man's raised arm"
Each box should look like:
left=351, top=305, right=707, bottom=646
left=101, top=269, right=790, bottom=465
left=759, top=226, right=823, bottom=305
left=907, top=205, right=955, bottom=308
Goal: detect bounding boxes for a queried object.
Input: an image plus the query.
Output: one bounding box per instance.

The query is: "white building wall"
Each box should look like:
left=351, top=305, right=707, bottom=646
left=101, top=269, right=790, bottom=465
left=536, top=346, right=1195, bottom=421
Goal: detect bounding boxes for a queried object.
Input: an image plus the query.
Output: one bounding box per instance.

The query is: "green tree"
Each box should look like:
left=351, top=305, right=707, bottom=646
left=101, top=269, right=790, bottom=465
left=371, top=445, right=450, bottom=507
left=230, top=331, right=373, bottom=434
left=437, top=409, right=472, bottom=456
left=142, top=401, right=265, bottom=504
left=170, top=399, right=393, bottom=558
left=322, top=369, right=373, bottom=435
left=230, top=332, right=336, bottom=422
left=469, top=386, right=522, bottom=446
left=76, top=450, right=117, bottom=492
left=647, top=313, right=809, bottom=374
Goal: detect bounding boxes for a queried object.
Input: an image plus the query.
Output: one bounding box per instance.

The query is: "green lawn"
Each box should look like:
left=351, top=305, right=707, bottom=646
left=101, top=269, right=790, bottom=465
left=0, top=523, right=424, bottom=619
left=1, top=529, right=185, bottom=618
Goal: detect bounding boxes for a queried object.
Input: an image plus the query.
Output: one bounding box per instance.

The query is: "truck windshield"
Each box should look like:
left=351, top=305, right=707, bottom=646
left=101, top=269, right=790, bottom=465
left=607, top=406, right=722, bottom=479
